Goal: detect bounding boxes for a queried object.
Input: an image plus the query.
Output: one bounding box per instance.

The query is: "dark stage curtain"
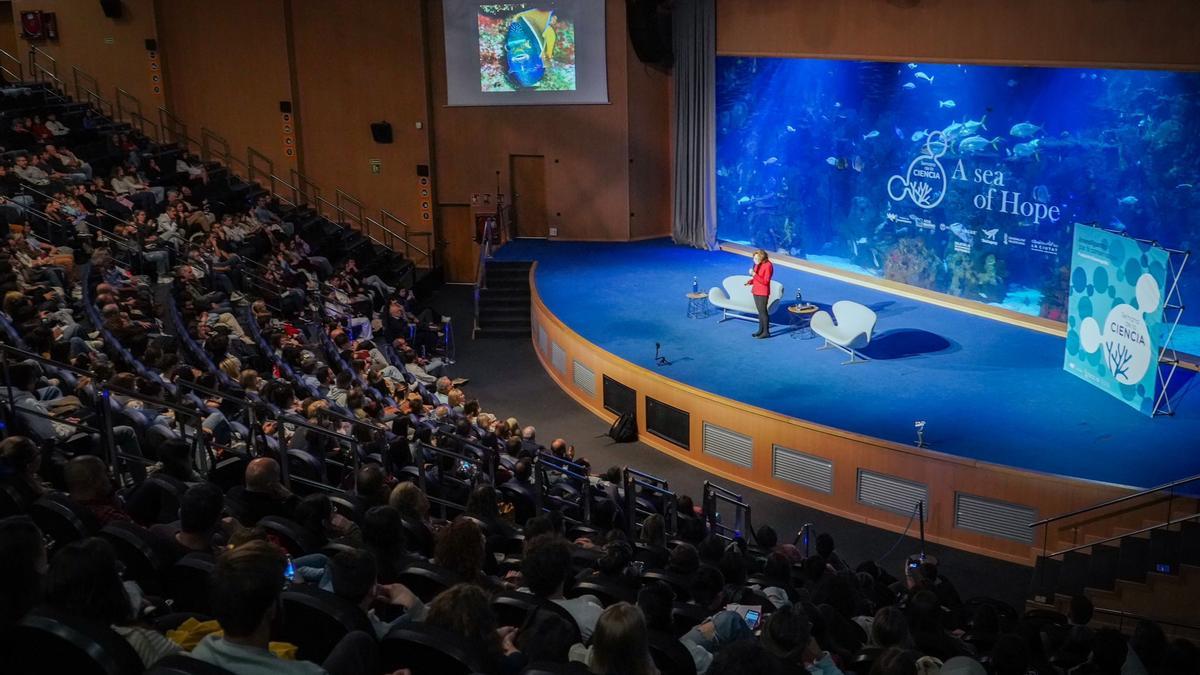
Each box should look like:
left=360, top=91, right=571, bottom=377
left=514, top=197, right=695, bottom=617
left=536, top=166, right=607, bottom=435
left=672, top=0, right=717, bottom=250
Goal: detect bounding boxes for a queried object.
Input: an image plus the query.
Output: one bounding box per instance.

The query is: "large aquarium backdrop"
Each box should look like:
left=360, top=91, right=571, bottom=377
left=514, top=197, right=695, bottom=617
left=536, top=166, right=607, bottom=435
left=715, top=57, right=1200, bottom=354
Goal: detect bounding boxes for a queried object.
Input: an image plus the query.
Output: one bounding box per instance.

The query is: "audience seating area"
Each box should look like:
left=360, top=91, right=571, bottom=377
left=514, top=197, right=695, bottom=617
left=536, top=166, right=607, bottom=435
left=0, top=79, right=1196, bottom=675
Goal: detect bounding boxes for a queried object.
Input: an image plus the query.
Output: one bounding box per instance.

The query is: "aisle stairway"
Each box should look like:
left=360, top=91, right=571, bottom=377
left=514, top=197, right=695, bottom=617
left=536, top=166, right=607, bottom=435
left=1027, top=484, right=1200, bottom=640
left=475, top=260, right=533, bottom=338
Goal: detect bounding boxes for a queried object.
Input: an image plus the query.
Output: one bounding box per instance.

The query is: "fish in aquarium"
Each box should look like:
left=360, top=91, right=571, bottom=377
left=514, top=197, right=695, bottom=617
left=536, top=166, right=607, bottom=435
left=902, top=82, right=917, bottom=90
left=862, top=130, right=880, bottom=140
left=1009, top=122, right=1043, bottom=138
left=915, top=72, right=934, bottom=84
left=939, top=99, right=957, bottom=109
left=958, top=135, right=1002, bottom=154
left=505, top=9, right=557, bottom=88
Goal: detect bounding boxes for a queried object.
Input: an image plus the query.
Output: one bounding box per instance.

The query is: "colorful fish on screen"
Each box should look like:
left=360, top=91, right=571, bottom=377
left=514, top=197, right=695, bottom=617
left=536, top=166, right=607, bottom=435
left=506, top=9, right=557, bottom=88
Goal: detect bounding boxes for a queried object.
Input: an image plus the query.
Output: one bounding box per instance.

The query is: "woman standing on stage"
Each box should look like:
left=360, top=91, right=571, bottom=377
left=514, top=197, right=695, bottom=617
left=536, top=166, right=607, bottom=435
left=747, top=249, right=774, bottom=339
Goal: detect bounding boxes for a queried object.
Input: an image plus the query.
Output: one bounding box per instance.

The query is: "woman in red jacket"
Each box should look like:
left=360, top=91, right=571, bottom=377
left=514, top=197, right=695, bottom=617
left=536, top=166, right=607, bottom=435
left=746, top=249, right=774, bottom=338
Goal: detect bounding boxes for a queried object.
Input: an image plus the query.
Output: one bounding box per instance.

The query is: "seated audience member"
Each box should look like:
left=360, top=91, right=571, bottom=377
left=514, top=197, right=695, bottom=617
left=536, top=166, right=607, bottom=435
left=0, top=436, right=47, bottom=508
left=639, top=581, right=713, bottom=673
left=815, top=533, right=849, bottom=573
left=150, top=482, right=226, bottom=561
left=572, top=602, right=659, bottom=675
left=522, top=534, right=604, bottom=641
left=65, top=455, right=132, bottom=526
left=43, top=537, right=183, bottom=668
left=638, top=513, right=671, bottom=570
left=193, top=540, right=380, bottom=675
left=434, top=515, right=500, bottom=589
left=328, top=549, right=425, bottom=638
left=425, top=583, right=525, bottom=674
left=226, top=457, right=297, bottom=525
left=707, top=639, right=787, bottom=675
left=0, top=516, right=47, bottom=627
left=360, top=505, right=414, bottom=583
left=355, top=463, right=391, bottom=511
left=759, top=603, right=843, bottom=675
left=871, top=606, right=913, bottom=650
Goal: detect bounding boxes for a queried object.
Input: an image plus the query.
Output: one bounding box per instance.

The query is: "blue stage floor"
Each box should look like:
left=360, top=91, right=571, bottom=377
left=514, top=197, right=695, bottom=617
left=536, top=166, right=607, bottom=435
left=497, top=238, right=1200, bottom=489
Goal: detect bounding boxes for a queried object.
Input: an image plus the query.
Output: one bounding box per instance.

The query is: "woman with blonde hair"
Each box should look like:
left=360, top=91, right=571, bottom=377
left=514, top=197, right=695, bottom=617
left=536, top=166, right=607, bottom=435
left=587, top=602, right=659, bottom=675
left=746, top=249, right=775, bottom=339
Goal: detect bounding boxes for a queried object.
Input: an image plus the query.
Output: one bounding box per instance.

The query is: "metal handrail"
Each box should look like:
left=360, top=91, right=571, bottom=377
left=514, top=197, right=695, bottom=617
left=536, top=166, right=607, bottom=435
left=472, top=216, right=497, bottom=337
left=1048, top=512, right=1200, bottom=558
left=1030, top=473, right=1200, bottom=527
left=27, top=45, right=57, bottom=82
left=0, top=48, right=24, bottom=82
left=115, top=87, right=142, bottom=126
left=200, top=127, right=230, bottom=165
left=290, top=168, right=321, bottom=206
left=247, top=147, right=273, bottom=188
left=82, top=88, right=114, bottom=117
left=267, top=173, right=301, bottom=208
left=335, top=189, right=365, bottom=230
left=381, top=208, right=433, bottom=266
left=71, top=65, right=99, bottom=102
left=159, top=107, right=198, bottom=152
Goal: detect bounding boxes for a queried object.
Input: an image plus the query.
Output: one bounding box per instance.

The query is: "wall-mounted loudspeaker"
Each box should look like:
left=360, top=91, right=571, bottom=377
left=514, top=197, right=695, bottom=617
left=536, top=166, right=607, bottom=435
left=627, top=0, right=672, bottom=68
left=100, top=0, right=123, bottom=19
left=370, top=121, right=394, bottom=144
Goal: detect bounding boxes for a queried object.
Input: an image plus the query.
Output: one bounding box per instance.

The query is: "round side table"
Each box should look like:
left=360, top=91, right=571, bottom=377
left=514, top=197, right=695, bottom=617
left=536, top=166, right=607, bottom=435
left=787, top=304, right=819, bottom=339
left=686, top=292, right=710, bottom=319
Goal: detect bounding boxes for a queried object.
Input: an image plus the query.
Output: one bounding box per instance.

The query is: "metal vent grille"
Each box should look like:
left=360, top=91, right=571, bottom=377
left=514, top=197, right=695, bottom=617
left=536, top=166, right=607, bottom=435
left=772, top=445, right=833, bottom=494
left=857, top=470, right=927, bottom=518
left=550, top=342, right=566, bottom=374
left=955, top=493, right=1036, bottom=543
left=538, top=324, right=549, bottom=353
left=702, top=423, right=753, bottom=468
left=573, top=360, right=596, bottom=395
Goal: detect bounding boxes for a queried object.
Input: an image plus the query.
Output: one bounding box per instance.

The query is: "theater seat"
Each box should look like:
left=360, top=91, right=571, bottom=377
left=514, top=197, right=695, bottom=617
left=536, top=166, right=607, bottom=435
left=28, top=493, right=99, bottom=554
left=278, top=586, right=373, bottom=663
left=99, top=520, right=172, bottom=594
left=146, top=653, right=236, bottom=674
left=492, top=591, right=583, bottom=645
left=522, top=663, right=592, bottom=675
left=166, top=552, right=216, bottom=614
left=396, top=561, right=461, bottom=602
left=258, top=515, right=323, bottom=555
left=566, top=578, right=635, bottom=607
left=0, top=607, right=144, bottom=675
left=380, top=622, right=490, bottom=675
left=648, top=629, right=697, bottom=675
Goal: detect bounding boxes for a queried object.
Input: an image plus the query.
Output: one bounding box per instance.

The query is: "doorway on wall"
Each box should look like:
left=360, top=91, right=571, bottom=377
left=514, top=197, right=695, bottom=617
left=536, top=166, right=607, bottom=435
left=439, top=204, right=478, bottom=284
left=510, top=154, right=548, bottom=238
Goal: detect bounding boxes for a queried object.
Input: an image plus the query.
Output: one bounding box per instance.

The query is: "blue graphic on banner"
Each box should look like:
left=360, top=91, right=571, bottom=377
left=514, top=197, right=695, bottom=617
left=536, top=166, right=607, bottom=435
left=1063, top=224, right=1168, bottom=415
left=715, top=57, right=1200, bottom=355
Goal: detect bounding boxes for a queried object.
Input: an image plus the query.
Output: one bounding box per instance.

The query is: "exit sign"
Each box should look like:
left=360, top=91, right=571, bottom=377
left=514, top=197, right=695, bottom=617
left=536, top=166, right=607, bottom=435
left=369, top=159, right=381, bottom=174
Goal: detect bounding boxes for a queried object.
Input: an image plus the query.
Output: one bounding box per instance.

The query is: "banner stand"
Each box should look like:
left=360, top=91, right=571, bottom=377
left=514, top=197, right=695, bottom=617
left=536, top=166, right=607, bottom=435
left=1153, top=244, right=1191, bottom=416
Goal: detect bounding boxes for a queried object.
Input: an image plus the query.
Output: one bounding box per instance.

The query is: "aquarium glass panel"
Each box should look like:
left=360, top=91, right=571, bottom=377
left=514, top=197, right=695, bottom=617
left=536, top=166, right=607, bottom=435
left=716, top=57, right=1200, bottom=354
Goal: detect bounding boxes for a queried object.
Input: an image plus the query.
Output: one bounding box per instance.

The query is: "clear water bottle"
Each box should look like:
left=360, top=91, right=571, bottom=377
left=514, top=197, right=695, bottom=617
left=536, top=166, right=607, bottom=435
left=795, top=289, right=803, bottom=303
left=692, top=276, right=698, bottom=294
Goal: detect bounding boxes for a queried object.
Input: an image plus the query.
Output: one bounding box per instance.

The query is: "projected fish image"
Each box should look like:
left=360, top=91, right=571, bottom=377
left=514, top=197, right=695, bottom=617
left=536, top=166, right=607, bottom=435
left=478, top=4, right=577, bottom=92
left=716, top=58, right=1200, bottom=355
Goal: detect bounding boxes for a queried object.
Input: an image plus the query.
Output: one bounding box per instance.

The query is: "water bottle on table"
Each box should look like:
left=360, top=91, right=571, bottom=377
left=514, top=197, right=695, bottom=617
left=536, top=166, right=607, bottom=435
left=692, top=276, right=698, bottom=294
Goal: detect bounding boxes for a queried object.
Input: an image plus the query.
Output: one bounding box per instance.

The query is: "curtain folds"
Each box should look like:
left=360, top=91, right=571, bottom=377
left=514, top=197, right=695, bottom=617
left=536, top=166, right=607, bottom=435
left=671, top=0, right=717, bottom=250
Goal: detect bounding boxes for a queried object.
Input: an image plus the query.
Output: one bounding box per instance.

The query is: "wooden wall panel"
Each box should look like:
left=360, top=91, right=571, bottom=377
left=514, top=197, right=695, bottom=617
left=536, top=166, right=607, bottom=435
left=0, top=4, right=19, bottom=59
left=11, top=0, right=161, bottom=106
left=625, top=37, right=672, bottom=240
left=716, top=0, right=1200, bottom=68
left=289, top=0, right=432, bottom=240
left=155, top=0, right=293, bottom=174
left=529, top=264, right=1149, bottom=565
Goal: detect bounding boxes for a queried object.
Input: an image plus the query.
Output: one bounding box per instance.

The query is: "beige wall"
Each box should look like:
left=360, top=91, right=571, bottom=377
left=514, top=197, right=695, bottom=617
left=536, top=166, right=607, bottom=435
left=0, top=2, right=18, bottom=60
left=625, top=44, right=671, bottom=240
left=10, top=0, right=162, bottom=107
left=290, top=0, right=433, bottom=236
left=716, top=0, right=1200, bottom=67
left=155, top=0, right=293, bottom=174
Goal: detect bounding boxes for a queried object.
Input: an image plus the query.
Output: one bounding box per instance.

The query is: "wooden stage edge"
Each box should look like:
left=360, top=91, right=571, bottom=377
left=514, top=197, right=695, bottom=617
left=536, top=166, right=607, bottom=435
left=527, top=263, right=1148, bottom=566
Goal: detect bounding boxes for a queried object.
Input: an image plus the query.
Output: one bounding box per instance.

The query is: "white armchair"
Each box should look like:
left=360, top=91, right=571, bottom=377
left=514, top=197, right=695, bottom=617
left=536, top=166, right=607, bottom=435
left=810, top=300, right=877, bottom=364
left=707, top=275, right=784, bottom=324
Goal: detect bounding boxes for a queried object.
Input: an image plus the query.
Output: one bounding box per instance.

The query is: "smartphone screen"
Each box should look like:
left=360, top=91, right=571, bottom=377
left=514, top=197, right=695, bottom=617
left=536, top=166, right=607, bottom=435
left=744, top=609, right=760, bottom=629
left=284, top=556, right=295, bottom=583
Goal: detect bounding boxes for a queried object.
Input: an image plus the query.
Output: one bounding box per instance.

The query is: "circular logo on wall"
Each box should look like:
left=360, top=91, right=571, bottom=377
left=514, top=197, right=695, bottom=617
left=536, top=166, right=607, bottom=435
left=888, top=131, right=949, bottom=209
left=1079, top=272, right=1161, bottom=384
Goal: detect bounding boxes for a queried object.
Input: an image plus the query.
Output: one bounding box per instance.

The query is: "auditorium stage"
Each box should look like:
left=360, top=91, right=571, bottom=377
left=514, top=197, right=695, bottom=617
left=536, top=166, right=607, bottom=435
left=499, top=238, right=1200, bottom=561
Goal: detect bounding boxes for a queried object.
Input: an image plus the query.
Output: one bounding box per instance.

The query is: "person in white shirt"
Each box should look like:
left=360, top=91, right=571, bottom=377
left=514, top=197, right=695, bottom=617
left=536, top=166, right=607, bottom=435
left=520, top=534, right=604, bottom=642
left=44, top=114, right=70, bottom=136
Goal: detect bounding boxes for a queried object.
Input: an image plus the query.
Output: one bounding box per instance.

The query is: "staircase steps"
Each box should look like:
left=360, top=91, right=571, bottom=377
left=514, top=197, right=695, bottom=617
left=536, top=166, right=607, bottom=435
left=475, top=260, right=533, bottom=338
